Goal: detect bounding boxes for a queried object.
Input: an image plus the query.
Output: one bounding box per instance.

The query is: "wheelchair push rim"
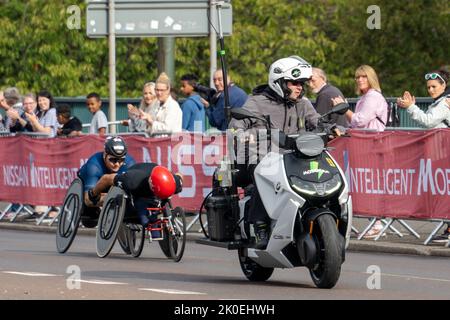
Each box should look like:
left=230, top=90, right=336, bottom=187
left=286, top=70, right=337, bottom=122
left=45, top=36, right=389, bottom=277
left=56, top=178, right=83, bottom=254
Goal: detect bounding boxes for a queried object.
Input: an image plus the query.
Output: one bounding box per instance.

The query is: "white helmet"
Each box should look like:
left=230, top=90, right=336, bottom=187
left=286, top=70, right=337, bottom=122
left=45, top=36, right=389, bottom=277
left=268, top=57, right=312, bottom=99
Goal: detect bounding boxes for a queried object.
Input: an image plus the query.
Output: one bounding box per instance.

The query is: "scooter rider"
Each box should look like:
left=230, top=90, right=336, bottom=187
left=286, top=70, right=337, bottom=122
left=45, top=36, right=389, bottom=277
left=229, top=56, right=321, bottom=249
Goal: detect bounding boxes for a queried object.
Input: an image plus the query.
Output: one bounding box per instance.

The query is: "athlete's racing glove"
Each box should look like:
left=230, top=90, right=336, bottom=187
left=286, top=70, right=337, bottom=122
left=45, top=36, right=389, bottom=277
left=88, top=189, right=100, bottom=206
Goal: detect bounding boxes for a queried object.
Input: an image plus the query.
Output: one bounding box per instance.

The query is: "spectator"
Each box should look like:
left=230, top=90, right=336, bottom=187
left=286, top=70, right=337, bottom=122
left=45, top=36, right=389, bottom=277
left=397, top=70, right=450, bottom=128
left=2, top=87, right=24, bottom=132
left=25, top=90, right=59, bottom=138
left=0, top=91, right=5, bottom=131
left=0, top=114, right=4, bottom=132
left=122, top=82, right=158, bottom=133
left=56, top=104, right=82, bottom=136
left=9, top=93, right=37, bottom=133
left=308, top=67, right=349, bottom=127
left=13, top=90, right=58, bottom=220
left=333, top=65, right=388, bottom=239
left=335, top=65, right=388, bottom=131
left=139, top=72, right=182, bottom=135
left=205, top=69, right=248, bottom=131
left=86, top=92, right=108, bottom=135
left=0, top=88, right=24, bottom=219
left=0, top=92, right=8, bottom=132
left=180, top=74, right=205, bottom=132
left=397, top=69, right=450, bottom=243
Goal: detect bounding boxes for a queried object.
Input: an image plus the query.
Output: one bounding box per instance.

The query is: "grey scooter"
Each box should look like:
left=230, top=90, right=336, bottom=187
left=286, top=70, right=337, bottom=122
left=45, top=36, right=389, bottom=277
left=197, top=103, right=352, bottom=289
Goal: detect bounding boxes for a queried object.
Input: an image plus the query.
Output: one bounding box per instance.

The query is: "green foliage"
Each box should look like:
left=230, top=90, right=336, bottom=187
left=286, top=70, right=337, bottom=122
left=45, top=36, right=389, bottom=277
left=0, top=0, right=448, bottom=99
left=326, top=0, right=449, bottom=97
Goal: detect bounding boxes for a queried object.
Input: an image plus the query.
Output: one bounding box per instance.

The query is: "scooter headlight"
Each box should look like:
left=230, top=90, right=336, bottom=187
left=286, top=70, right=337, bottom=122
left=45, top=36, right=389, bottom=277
left=290, top=174, right=342, bottom=196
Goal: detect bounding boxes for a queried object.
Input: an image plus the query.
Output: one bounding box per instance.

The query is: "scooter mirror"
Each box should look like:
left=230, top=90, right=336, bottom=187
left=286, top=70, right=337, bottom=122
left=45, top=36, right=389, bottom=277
left=331, top=102, right=349, bottom=115
left=321, top=102, right=350, bottom=119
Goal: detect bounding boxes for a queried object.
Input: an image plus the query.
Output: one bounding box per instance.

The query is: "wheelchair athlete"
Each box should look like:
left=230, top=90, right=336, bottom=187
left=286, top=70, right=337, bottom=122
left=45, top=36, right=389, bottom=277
left=78, top=136, right=136, bottom=226
left=113, top=163, right=183, bottom=238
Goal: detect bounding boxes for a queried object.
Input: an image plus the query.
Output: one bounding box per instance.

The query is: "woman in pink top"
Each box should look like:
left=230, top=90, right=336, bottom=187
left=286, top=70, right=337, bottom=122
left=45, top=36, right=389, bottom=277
left=333, top=65, right=388, bottom=238
left=345, top=65, right=388, bottom=132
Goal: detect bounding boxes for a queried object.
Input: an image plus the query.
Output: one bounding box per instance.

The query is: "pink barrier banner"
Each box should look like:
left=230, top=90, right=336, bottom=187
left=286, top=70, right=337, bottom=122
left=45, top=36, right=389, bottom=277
left=328, top=129, right=450, bottom=220
left=1, top=130, right=449, bottom=219
left=0, top=134, right=225, bottom=210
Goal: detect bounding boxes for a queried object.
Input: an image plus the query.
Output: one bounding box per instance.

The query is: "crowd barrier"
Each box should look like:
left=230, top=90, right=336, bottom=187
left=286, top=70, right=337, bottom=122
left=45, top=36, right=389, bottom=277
left=329, top=128, right=450, bottom=246
left=0, top=130, right=449, bottom=245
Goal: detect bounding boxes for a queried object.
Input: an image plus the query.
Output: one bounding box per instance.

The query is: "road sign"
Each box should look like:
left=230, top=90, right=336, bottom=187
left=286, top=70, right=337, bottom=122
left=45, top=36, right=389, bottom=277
left=86, top=0, right=232, bottom=37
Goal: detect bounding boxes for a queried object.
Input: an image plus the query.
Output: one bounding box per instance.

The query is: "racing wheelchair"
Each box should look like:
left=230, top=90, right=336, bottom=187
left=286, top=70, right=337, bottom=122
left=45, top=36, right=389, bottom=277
left=56, top=178, right=132, bottom=255
left=95, top=186, right=186, bottom=262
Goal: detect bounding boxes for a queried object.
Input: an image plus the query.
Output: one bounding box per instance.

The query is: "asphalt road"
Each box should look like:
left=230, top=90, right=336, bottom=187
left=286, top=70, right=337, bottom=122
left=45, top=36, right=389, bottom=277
left=1, top=229, right=450, bottom=300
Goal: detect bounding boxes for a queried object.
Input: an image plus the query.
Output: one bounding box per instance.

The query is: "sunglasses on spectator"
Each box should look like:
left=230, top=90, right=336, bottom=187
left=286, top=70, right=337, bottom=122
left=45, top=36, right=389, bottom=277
left=107, top=157, right=125, bottom=164
left=425, top=73, right=446, bottom=84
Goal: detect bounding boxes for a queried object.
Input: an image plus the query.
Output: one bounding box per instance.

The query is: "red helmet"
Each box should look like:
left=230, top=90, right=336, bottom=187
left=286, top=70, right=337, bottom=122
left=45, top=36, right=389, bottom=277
left=149, top=166, right=176, bottom=199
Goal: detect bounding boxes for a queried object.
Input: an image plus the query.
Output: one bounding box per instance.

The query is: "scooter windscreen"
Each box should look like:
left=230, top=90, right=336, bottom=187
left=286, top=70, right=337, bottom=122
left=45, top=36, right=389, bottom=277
left=295, top=133, right=324, bottom=157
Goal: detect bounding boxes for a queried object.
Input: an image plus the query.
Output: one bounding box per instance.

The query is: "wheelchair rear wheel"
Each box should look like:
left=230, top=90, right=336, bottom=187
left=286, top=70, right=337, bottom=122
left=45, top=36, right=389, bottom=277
left=56, top=178, right=83, bottom=254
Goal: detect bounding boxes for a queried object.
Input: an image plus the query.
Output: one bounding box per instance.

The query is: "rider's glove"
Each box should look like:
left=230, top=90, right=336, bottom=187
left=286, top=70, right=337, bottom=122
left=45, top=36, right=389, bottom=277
left=88, top=189, right=100, bottom=205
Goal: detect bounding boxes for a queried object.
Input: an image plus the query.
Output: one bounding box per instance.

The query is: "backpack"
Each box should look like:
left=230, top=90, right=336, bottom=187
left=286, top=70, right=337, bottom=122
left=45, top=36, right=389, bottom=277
left=376, top=98, right=401, bottom=128
left=386, top=101, right=401, bottom=127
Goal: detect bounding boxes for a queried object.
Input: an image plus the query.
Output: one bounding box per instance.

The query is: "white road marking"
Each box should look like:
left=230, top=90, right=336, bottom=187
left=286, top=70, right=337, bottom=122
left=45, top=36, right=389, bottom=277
left=139, top=288, right=205, bottom=295
left=365, top=272, right=450, bottom=283
left=74, top=279, right=127, bottom=285
left=3, top=271, right=60, bottom=277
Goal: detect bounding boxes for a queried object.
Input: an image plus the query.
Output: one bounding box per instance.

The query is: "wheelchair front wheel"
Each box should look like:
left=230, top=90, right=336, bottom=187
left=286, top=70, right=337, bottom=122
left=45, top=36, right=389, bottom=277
left=127, top=223, right=145, bottom=258
left=96, top=187, right=126, bottom=258
left=168, top=207, right=186, bottom=262
left=117, top=223, right=131, bottom=255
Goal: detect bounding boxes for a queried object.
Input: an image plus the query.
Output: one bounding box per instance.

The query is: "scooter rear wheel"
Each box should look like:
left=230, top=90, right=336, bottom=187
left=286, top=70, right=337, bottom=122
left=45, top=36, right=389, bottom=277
left=238, top=248, right=274, bottom=282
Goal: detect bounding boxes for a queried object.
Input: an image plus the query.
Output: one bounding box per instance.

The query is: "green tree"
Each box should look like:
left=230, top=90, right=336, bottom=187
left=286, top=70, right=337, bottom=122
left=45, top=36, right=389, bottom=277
left=325, top=0, right=449, bottom=97
left=0, top=0, right=448, bottom=99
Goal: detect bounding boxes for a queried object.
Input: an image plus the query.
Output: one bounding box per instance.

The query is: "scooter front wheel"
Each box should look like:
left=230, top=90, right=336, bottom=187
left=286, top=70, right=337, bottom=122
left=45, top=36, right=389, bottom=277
left=238, top=248, right=274, bottom=282
left=308, top=214, right=343, bottom=289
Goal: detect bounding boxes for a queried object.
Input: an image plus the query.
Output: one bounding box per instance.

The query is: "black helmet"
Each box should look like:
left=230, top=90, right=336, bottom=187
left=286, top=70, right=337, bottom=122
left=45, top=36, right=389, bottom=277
left=104, top=136, right=127, bottom=158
